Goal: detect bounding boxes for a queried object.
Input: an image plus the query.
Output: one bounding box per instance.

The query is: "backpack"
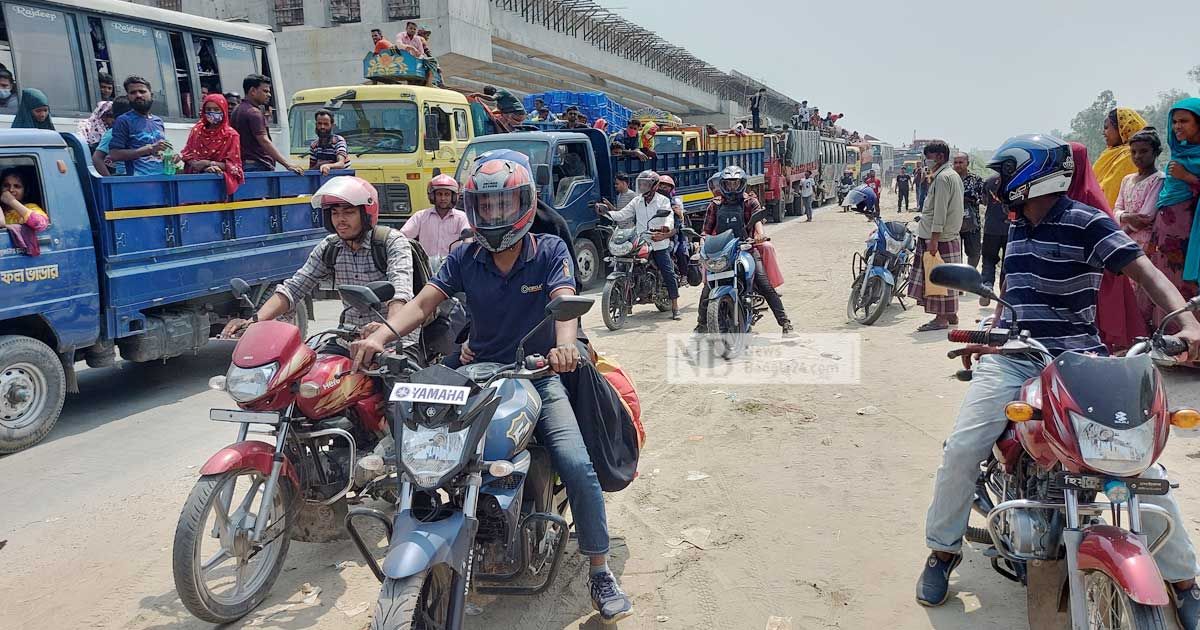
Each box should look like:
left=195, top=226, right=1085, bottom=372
left=321, top=225, right=431, bottom=295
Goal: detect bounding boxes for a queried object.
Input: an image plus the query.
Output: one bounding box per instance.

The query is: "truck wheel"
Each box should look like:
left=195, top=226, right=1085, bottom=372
left=0, top=335, right=67, bottom=454
left=575, top=238, right=602, bottom=291
left=769, top=200, right=784, bottom=224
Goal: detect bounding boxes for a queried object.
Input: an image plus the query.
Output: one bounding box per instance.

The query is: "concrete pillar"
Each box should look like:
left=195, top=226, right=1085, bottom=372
left=361, top=0, right=387, bottom=23
left=303, top=0, right=331, bottom=27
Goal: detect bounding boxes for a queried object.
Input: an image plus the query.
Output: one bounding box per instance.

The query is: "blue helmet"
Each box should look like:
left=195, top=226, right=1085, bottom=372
left=987, top=134, right=1073, bottom=207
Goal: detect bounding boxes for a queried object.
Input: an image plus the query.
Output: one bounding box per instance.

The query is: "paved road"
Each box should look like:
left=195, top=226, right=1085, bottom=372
left=2, top=194, right=1199, bottom=629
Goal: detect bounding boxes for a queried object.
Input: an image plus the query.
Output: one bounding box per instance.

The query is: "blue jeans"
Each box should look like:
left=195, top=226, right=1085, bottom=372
left=800, top=194, right=814, bottom=219
left=925, top=354, right=1200, bottom=581
left=533, top=375, right=610, bottom=556
left=650, top=247, right=680, bottom=300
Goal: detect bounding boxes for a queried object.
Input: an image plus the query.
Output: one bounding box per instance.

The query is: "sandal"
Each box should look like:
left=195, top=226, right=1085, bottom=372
left=916, top=320, right=949, bottom=332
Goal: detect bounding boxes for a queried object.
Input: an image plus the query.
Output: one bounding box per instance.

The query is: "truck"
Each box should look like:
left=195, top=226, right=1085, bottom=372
left=762, top=130, right=848, bottom=220
left=454, top=128, right=765, bottom=289
left=0, top=130, right=336, bottom=453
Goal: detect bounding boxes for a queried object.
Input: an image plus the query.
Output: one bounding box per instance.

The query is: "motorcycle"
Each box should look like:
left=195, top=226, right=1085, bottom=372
left=601, top=209, right=700, bottom=331
left=846, top=206, right=916, bottom=325
left=172, top=279, right=420, bottom=624
left=932, top=263, right=1200, bottom=630
left=698, top=209, right=770, bottom=359
left=837, top=181, right=853, bottom=207
left=344, top=294, right=597, bottom=630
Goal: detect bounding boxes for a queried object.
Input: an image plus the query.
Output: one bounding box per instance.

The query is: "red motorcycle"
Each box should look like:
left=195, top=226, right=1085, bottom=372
left=932, top=264, right=1200, bottom=629
left=172, top=279, right=417, bottom=624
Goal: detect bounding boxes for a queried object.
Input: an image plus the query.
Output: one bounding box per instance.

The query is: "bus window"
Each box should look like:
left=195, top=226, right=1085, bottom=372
left=193, top=36, right=220, bottom=96
left=152, top=31, right=185, bottom=118
left=166, top=32, right=195, bottom=118
left=4, top=4, right=85, bottom=114
left=213, top=39, right=256, bottom=96
left=453, top=108, right=468, bottom=141
left=103, top=19, right=172, bottom=117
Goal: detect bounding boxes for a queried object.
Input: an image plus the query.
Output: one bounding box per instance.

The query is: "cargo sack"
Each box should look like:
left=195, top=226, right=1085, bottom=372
left=594, top=354, right=644, bottom=448
left=559, top=346, right=640, bottom=492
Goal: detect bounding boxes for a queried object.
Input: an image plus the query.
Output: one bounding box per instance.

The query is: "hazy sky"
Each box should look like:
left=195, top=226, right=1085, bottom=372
left=599, top=0, right=1199, bottom=150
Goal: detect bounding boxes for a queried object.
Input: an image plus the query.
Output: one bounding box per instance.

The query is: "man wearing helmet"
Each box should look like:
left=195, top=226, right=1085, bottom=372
left=597, top=169, right=681, bottom=320
left=400, top=174, right=470, bottom=258
left=917, top=135, right=1200, bottom=628
left=219, top=176, right=418, bottom=350
left=350, top=157, right=634, bottom=622
left=657, top=174, right=691, bottom=278
left=696, top=165, right=793, bottom=334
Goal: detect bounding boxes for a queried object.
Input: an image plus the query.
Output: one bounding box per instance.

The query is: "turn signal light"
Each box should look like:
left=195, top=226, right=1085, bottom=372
left=1005, top=402, right=1038, bottom=423
left=208, top=375, right=226, bottom=391
left=1171, top=409, right=1200, bottom=430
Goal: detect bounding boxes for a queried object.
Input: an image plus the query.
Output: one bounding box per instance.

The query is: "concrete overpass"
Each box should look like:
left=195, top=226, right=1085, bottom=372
left=161, top=0, right=801, bottom=127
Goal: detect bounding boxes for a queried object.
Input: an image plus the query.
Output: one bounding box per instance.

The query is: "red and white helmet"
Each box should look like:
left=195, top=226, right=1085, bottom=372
left=658, top=174, right=676, bottom=191
left=427, top=173, right=460, bottom=205
left=462, top=158, right=536, bottom=252
left=310, top=176, right=379, bottom=237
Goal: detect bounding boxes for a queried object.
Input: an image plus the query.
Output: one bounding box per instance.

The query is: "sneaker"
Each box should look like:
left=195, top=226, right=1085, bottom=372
left=1175, top=583, right=1200, bottom=630
left=781, top=322, right=795, bottom=336
left=978, top=295, right=991, bottom=307
left=590, top=571, right=633, bottom=622
left=915, top=552, right=962, bottom=607
left=671, top=309, right=682, bottom=321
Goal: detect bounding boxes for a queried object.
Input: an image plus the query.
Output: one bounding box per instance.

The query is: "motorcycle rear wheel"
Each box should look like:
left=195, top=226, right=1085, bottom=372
left=370, top=565, right=455, bottom=630
left=1083, top=570, right=1168, bottom=630
left=601, top=278, right=628, bottom=331
left=172, top=468, right=293, bottom=624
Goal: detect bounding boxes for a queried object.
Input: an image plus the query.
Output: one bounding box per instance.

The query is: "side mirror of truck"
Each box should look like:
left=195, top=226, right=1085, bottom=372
left=424, top=114, right=441, bottom=152
left=535, top=164, right=551, bottom=188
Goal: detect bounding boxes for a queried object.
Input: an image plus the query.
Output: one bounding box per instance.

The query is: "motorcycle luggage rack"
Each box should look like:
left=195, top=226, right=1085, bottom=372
left=474, top=512, right=570, bottom=596
left=985, top=499, right=1174, bottom=562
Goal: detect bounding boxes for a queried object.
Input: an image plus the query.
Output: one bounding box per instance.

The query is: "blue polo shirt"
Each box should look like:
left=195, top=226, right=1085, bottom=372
left=430, top=234, right=576, bottom=364
left=1002, top=195, right=1142, bottom=357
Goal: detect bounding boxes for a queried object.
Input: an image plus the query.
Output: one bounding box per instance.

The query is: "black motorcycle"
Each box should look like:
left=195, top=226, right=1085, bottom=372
left=601, top=210, right=701, bottom=330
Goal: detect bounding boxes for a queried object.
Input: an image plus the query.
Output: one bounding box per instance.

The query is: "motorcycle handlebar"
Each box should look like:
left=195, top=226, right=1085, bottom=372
left=947, top=329, right=993, bottom=345
left=1159, top=335, right=1188, bottom=358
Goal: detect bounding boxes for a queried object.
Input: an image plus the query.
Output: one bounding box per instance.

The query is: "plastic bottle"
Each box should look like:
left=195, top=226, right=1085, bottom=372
left=161, top=145, right=176, bottom=175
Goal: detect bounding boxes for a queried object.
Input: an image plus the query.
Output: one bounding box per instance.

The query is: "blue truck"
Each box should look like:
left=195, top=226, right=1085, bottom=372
left=455, top=127, right=765, bottom=289
left=0, top=130, right=338, bottom=453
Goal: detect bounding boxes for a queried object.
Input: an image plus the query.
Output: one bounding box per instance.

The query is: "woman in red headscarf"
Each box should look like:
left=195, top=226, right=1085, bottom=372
left=180, top=94, right=244, bottom=195
left=1067, top=141, right=1147, bottom=352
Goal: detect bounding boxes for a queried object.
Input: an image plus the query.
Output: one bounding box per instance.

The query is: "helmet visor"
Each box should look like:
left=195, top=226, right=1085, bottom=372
left=463, top=185, right=533, bottom=228
left=721, top=178, right=744, bottom=193
left=636, top=175, right=658, bottom=194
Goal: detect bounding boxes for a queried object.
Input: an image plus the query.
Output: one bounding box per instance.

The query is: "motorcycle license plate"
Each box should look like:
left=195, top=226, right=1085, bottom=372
left=209, top=409, right=282, bottom=425
left=1052, top=472, right=1170, bottom=496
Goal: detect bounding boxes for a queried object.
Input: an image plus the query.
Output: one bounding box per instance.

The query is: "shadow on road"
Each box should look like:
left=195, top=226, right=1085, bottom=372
left=37, top=342, right=235, bottom=448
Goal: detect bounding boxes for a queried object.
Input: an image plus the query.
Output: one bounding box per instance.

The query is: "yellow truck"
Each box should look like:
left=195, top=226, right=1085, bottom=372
left=288, top=83, right=475, bottom=225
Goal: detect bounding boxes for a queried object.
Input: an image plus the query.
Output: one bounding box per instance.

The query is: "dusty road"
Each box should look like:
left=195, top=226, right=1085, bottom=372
left=3, top=191, right=1199, bottom=630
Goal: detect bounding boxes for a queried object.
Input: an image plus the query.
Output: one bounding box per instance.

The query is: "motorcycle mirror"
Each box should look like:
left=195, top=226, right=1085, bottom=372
left=929, top=264, right=990, bottom=297
left=366, top=280, right=395, bottom=303
left=339, top=284, right=383, bottom=311
left=653, top=208, right=671, bottom=219
left=1187, top=295, right=1200, bottom=312
left=230, top=278, right=251, bottom=299
left=545, top=295, right=595, bottom=322
left=747, top=209, right=770, bottom=235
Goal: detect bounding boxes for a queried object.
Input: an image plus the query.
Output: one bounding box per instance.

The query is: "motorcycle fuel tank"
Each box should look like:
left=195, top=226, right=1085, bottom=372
left=297, top=353, right=378, bottom=420
left=482, top=378, right=543, bottom=461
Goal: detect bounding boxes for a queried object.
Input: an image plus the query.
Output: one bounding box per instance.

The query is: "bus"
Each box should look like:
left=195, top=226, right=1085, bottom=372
left=816, top=135, right=847, bottom=204
left=0, top=0, right=286, bottom=150
left=846, top=145, right=861, bottom=181
left=868, top=140, right=895, bottom=185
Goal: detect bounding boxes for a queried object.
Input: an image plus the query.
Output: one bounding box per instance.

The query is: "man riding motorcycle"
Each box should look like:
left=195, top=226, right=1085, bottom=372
left=220, top=175, right=419, bottom=350
left=350, top=157, right=634, bottom=623
left=696, top=165, right=793, bottom=334
left=597, top=169, right=681, bottom=320
left=916, top=134, right=1200, bottom=629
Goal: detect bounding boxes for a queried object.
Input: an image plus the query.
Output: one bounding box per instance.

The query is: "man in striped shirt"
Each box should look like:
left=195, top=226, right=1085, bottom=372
left=918, top=135, right=1200, bottom=623
left=308, top=109, right=350, bottom=175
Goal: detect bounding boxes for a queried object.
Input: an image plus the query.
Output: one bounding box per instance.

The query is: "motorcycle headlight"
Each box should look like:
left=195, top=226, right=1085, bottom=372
left=226, top=362, right=278, bottom=402
left=705, top=256, right=728, bottom=272
left=610, top=240, right=633, bottom=256
left=1070, top=411, right=1155, bottom=477
left=400, top=424, right=470, bottom=488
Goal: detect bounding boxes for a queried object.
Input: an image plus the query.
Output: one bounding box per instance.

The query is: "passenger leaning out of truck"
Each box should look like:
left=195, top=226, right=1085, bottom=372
left=400, top=174, right=470, bottom=260
left=597, top=170, right=682, bottom=320
left=220, top=176, right=420, bottom=354
left=696, top=166, right=793, bottom=334
left=2, top=168, right=49, bottom=254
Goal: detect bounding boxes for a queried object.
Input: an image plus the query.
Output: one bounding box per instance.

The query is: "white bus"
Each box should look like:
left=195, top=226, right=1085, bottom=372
left=0, top=0, right=286, bottom=148
left=868, top=140, right=895, bottom=185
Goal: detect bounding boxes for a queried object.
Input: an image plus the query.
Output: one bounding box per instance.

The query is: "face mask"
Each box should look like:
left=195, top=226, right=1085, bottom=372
left=923, top=158, right=936, bottom=170
left=0, top=89, right=11, bottom=100
left=205, top=111, right=223, bottom=124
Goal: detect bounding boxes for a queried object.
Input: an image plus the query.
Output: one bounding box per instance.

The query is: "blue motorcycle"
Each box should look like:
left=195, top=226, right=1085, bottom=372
left=699, top=209, right=770, bottom=358
left=846, top=206, right=916, bottom=325
left=343, top=295, right=595, bottom=630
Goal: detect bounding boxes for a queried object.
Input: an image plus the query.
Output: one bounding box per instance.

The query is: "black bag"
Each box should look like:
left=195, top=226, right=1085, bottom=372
left=558, top=347, right=640, bottom=492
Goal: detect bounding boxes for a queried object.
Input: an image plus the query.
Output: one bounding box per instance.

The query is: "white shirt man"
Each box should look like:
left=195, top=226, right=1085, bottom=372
left=608, top=191, right=674, bottom=251
left=799, top=175, right=816, bottom=198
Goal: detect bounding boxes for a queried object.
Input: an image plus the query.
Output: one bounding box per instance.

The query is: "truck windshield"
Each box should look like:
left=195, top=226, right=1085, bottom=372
left=456, top=141, right=550, bottom=183
left=289, top=101, right=419, bottom=155
left=654, top=135, right=683, bottom=154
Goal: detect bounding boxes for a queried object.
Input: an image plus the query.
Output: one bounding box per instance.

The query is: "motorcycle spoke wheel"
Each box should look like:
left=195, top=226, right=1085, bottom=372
left=601, top=278, right=628, bottom=331
left=1083, top=571, right=1168, bottom=630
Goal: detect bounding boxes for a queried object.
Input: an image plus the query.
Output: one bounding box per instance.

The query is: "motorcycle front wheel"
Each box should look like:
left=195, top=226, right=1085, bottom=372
left=707, top=294, right=744, bottom=359
left=370, top=565, right=456, bottom=630
left=847, top=273, right=892, bottom=326
left=1083, top=570, right=1168, bottom=630
left=602, top=277, right=628, bottom=331
left=172, top=468, right=293, bottom=624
